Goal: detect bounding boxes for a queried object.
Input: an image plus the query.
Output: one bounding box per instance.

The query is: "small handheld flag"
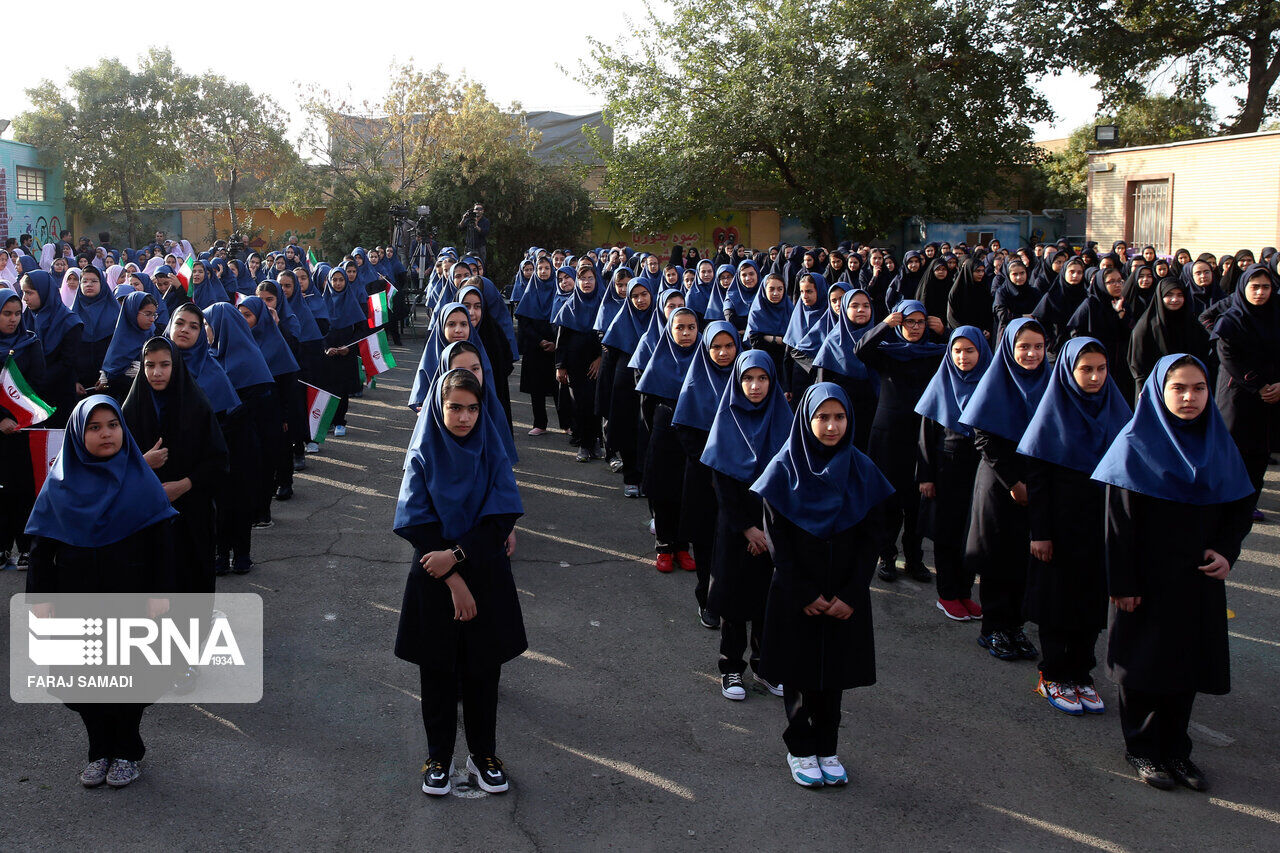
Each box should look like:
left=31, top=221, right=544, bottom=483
left=368, top=291, right=389, bottom=328
left=300, top=382, right=340, bottom=444
left=178, top=255, right=196, bottom=297
left=0, top=357, right=55, bottom=428
left=27, top=429, right=64, bottom=493
left=355, top=331, right=396, bottom=378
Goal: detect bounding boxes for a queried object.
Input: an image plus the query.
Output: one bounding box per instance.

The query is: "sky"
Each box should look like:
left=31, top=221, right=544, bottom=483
left=0, top=0, right=1240, bottom=144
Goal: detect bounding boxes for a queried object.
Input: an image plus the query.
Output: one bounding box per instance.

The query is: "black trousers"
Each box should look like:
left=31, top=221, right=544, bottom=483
left=782, top=687, right=842, bottom=758
left=878, top=488, right=924, bottom=566
left=1118, top=686, right=1195, bottom=761
left=651, top=499, right=687, bottom=553
left=934, top=543, right=974, bottom=601
left=1038, top=627, right=1099, bottom=684
left=419, top=666, right=500, bottom=764
left=565, top=365, right=600, bottom=448
left=719, top=619, right=762, bottom=675
left=69, top=703, right=147, bottom=762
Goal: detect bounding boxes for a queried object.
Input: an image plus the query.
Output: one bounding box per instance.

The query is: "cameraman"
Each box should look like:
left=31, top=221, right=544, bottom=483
left=458, top=202, right=490, bottom=264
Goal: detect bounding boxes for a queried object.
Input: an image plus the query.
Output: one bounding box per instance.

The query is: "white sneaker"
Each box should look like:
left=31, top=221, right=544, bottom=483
left=818, top=755, right=848, bottom=786
left=304, top=441, right=321, bottom=454
left=787, top=753, right=824, bottom=788
left=721, top=673, right=746, bottom=700
left=647, top=517, right=656, bottom=535
left=1074, top=683, right=1106, bottom=714
left=753, top=672, right=784, bottom=696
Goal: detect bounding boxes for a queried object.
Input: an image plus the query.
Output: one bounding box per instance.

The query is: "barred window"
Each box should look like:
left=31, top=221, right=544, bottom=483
left=16, top=166, right=46, bottom=202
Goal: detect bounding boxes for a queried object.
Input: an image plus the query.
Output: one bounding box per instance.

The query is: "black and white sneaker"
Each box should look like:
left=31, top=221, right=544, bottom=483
left=421, top=758, right=451, bottom=796
left=698, top=607, right=720, bottom=630
left=466, top=754, right=509, bottom=793
left=721, top=672, right=747, bottom=700
left=753, top=672, right=784, bottom=697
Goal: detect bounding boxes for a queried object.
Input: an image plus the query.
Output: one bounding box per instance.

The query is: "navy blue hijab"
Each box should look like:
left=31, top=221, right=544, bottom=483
left=594, top=269, right=631, bottom=333
left=303, top=264, right=331, bottom=322
left=685, top=259, right=716, bottom=316
left=783, top=282, right=827, bottom=351
left=550, top=266, right=578, bottom=320
left=746, top=275, right=794, bottom=337
left=23, top=270, right=83, bottom=353
left=673, top=321, right=741, bottom=432
left=281, top=274, right=323, bottom=342
left=25, top=395, right=177, bottom=547
left=189, top=259, right=230, bottom=310
left=751, top=382, right=894, bottom=538
left=795, top=277, right=844, bottom=354
left=127, top=272, right=170, bottom=328
left=552, top=266, right=603, bottom=332
left=0, top=288, right=41, bottom=357
left=703, top=263, right=737, bottom=321
left=240, top=296, right=300, bottom=376
left=875, top=299, right=946, bottom=361
left=635, top=308, right=700, bottom=399
left=1018, top=336, right=1132, bottom=473
left=165, top=308, right=241, bottom=415
left=71, top=268, right=120, bottom=342
left=1091, top=354, right=1254, bottom=505
left=515, top=259, right=557, bottom=322
left=813, top=289, right=877, bottom=379
left=913, top=325, right=993, bottom=436
left=426, top=341, right=517, bottom=463
left=724, top=259, right=762, bottom=316
left=408, top=301, right=493, bottom=410
left=204, top=302, right=276, bottom=389
left=959, top=318, right=1051, bottom=441
left=602, top=280, right=657, bottom=354
left=700, top=350, right=793, bottom=484
left=101, top=291, right=161, bottom=376
left=394, top=370, right=523, bottom=540
left=324, top=266, right=368, bottom=329
left=629, top=289, right=685, bottom=370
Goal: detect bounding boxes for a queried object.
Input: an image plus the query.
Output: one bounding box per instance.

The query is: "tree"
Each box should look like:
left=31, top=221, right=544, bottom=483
left=183, top=74, right=313, bottom=238
left=14, top=49, right=195, bottom=246
left=1037, top=96, right=1216, bottom=207
left=1011, top=0, right=1280, bottom=134
left=308, top=62, right=590, bottom=274
left=577, top=0, right=1049, bottom=245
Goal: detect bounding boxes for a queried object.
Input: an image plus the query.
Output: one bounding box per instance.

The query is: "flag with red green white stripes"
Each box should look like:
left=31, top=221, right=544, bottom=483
left=355, top=330, right=396, bottom=378
left=178, top=255, right=196, bottom=296
left=301, top=382, right=340, bottom=443
left=0, top=357, right=55, bottom=428
left=307, top=248, right=319, bottom=268
left=27, top=428, right=64, bottom=493
left=367, top=291, right=389, bottom=328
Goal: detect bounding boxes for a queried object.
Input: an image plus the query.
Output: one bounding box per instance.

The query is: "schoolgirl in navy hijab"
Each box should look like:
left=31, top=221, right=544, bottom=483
left=751, top=383, right=894, bottom=788
left=19, top=270, right=84, bottom=428
left=26, top=395, right=178, bottom=789
left=554, top=263, right=604, bottom=461
left=0, top=287, right=47, bottom=570
left=959, top=318, right=1050, bottom=662
left=394, top=369, right=526, bottom=797
left=914, top=325, right=992, bottom=620
left=1016, top=336, right=1131, bottom=716
left=701, top=350, right=792, bottom=701
left=1091, top=354, right=1254, bottom=792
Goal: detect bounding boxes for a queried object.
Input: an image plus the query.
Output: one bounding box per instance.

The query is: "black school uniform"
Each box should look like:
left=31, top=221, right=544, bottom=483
left=965, top=430, right=1030, bottom=636
left=36, top=323, right=84, bottom=429
left=676, top=425, right=717, bottom=611
left=0, top=342, right=46, bottom=557
left=1025, top=459, right=1108, bottom=684
left=854, top=321, right=944, bottom=568
left=917, top=420, right=980, bottom=601
left=556, top=325, right=601, bottom=450
left=1215, top=330, right=1279, bottom=504
left=518, top=314, right=561, bottom=431
left=708, top=472, right=772, bottom=676
left=394, top=515, right=526, bottom=764
left=1104, top=487, right=1252, bottom=761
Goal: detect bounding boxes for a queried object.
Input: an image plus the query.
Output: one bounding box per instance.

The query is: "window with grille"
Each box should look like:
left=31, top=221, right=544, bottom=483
left=1126, top=179, right=1170, bottom=255
left=16, top=166, right=46, bottom=202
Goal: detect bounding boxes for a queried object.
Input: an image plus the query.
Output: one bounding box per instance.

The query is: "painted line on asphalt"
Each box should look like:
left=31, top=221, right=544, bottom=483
left=521, top=650, right=571, bottom=668
left=542, top=739, right=695, bottom=801
left=981, top=804, right=1128, bottom=852
left=1230, top=630, right=1280, bottom=648
left=516, top=526, right=651, bottom=565
left=189, top=704, right=248, bottom=737
left=1209, top=797, right=1280, bottom=825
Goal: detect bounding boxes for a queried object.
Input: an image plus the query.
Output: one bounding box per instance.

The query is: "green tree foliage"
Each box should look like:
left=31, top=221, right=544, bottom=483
left=1038, top=96, right=1216, bottom=207
left=14, top=49, right=194, bottom=246
left=577, top=0, right=1048, bottom=244
left=309, top=63, right=591, bottom=274
left=1010, top=0, right=1280, bottom=134
left=182, top=73, right=315, bottom=238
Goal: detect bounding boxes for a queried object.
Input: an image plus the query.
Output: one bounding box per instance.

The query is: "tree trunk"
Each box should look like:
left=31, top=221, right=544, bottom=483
left=809, top=215, right=836, bottom=249
left=1231, top=36, right=1280, bottom=134
left=227, top=168, right=239, bottom=241
left=120, top=176, right=136, bottom=249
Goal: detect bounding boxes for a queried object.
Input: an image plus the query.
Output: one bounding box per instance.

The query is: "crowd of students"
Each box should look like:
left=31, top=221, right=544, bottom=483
left=4, top=234, right=406, bottom=788
left=5, top=231, right=1273, bottom=797
left=403, top=237, right=1273, bottom=794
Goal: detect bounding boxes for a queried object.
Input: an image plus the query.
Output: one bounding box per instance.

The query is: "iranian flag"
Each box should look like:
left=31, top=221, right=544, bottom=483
left=307, top=248, right=319, bottom=267
left=28, top=429, right=64, bottom=493
left=0, top=358, right=55, bottom=428
left=178, top=255, right=196, bottom=296
left=356, top=330, right=396, bottom=378
left=301, top=382, right=340, bottom=444
left=233, top=292, right=248, bottom=305
left=367, top=291, right=389, bottom=328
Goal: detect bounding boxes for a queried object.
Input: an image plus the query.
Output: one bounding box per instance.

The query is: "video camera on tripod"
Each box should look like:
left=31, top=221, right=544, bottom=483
left=389, top=203, right=436, bottom=245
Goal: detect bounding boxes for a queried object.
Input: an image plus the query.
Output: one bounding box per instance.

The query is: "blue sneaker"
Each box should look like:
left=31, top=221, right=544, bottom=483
left=818, top=755, right=848, bottom=786
left=1037, top=676, right=1084, bottom=716
left=333, top=425, right=347, bottom=437
left=787, top=753, right=824, bottom=788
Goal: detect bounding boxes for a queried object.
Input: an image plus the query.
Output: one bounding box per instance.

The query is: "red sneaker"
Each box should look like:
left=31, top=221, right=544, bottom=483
left=656, top=554, right=675, bottom=573
left=675, top=550, right=696, bottom=572
left=960, top=599, right=983, bottom=618
left=936, top=599, right=971, bottom=621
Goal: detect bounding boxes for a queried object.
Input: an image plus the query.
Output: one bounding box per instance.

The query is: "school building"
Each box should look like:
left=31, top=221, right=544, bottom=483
left=1086, top=130, right=1280, bottom=255
left=0, top=135, right=66, bottom=248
